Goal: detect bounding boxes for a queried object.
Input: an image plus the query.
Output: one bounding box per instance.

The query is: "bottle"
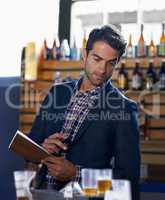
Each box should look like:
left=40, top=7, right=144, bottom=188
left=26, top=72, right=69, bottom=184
left=79, top=71, right=85, bottom=79
left=52, top=39, right=57, bottom=60
left=54, top=71, right=62, bottom=84
left=60, top=39, right=70, bottom=60
left=158, top=23, right=165, bottom=57
left=132, top=61, right=143, bottom=90
left=63, top=72, right=73, bottom=82
left=43, top=39, right=52, bottom=60
left=159, top=60, right=165, bottom=90
left=21, top=47, right=26, bottom=80
left=137, top=24, right=146, bottom=57
left=82, top=30, right=87, bottom=49
left=148, top=33, right=157, bottom=57
left=81, top=30, right=87, bottom=58
left=145, top=61, right=157, bottom=90
left=24, top=42, right=38, bottom=81
left=70, top=38, right=79, bottom=60
left=55, top=35, right=61, bottom=60
left=137, top=103, right=147, bottom=139
left=118, top=62, right=128, bottom=90
left=126, top=34, right=134, bottom=58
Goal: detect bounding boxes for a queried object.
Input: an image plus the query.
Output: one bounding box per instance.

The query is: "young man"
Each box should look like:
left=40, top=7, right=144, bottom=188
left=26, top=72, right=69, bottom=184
left=29, top=25, right=140, bottom=200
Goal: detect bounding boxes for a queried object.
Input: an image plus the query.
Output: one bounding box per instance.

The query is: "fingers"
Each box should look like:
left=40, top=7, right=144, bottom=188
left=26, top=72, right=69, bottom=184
left=42, top=133, right=68, bottom=153
left=43, top=156, right=64, bottom=166
left=49, top=133, right=69, bottom=140
left=43, top=138, right=67, bottom=150
left=42, top=143, right=59, bottom=154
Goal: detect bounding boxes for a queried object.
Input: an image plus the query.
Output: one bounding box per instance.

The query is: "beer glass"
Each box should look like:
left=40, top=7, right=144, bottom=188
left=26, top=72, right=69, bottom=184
left=97, top=169, right=112, bottom=195
left=13, top=170, right=36, bottom=200
left=81, top=169, right=98, bottom=197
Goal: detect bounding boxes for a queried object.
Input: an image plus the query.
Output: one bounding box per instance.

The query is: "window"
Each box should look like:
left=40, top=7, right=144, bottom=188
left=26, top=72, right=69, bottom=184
left=0, top=0, right=59, bottom=77
left=71, top=0, right=165, bottom=47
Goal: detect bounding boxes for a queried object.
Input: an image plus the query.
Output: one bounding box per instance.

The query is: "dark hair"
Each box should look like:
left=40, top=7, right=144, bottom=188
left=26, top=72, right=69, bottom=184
left=86, top=25, right=127, bottom=59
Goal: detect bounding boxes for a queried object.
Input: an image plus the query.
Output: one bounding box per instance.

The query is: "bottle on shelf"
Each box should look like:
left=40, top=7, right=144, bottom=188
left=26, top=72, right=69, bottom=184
left=132, top=60, right=144, bottom=90
left=81, top=30, right=87, bottom=58
left=63, top=72, right=73, bottom=82
left=60, top=39, right=70, bottom=60
left=52, top=39, right=57, bottom=60
left=70, top=38, right=80, bottom=60
left=145, top=60, right=157, bottom=90
left=158, top=23, right=165, bottom=57
left=137, top=24, right=147, bottom=57
left=148, top=33, right=157, bottom=57
left=43, top=39, right=52, bottom=60
left=137, top=102, right=147, bottom=139
left=21, top=47, right=26, bottom=80
left=54, top=71, right=62, bottom=84
left=55, top=35, right=61, bottom=60
left=24, top=42, right=38, bottom=81
left=159, top=60, right=165, bottom=90
left=126, top=34, right=134, bottom=58
left=117, top=61, right=128, bottom=90
left=82, top=30, right=87, bottom=49
left=79, top=71, right=85, bottom=79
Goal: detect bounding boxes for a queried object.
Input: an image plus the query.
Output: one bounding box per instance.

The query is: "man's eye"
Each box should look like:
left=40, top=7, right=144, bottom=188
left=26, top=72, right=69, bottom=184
left=94, top=57, right=100, bottom=62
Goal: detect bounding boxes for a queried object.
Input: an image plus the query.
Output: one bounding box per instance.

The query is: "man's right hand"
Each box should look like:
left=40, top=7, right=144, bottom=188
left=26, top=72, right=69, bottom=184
left=42, top=133, right=68, bottom=154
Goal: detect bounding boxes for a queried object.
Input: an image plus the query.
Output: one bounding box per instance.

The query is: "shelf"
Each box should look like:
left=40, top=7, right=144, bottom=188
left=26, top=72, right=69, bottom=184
left=141, top=140, right=165, bottom=153
left=38, top=60, right=83, bottom=69
left=141, top=140, right=165, bottom=165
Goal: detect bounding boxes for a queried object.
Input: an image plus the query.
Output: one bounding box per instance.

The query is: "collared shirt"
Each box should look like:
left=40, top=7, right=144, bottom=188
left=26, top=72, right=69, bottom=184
left=46, top=78, right=104, bottom=188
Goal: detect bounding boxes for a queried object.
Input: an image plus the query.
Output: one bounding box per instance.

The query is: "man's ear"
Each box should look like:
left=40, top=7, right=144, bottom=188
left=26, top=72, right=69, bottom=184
left=82, top=49, right=87, bottom=62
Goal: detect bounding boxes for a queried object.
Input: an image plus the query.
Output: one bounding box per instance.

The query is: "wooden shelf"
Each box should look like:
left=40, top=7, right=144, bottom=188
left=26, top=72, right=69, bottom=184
left=38, top=60, right=83, bottom=69
left=141, top=140, right=165, bottom=165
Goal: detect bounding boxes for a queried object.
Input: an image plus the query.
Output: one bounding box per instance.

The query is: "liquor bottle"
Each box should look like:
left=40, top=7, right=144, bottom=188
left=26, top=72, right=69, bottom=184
left=117, top=62, right=128, bottom=90
left=79, top=71, right=85, bottom=79
left=21, top=47, right=26, bottom=80
left=82, top=30, right=87, bottom=49
left=137, top=24, right=146, bottom=57
left=52, top=39, right=57, bottom=60
left=126, top=34, right=134, bottom=58
left=132, top=61, right=143, bottom=90
left=145, top=61, right=157, bottom=90
left=54, top=71, right=62, bottom=84
left=81, top=31, right=87, bottom=59
left=159, top=60, right=165, bottom=90
left=158, top=23, right=165, bottom=57
left=55, top=35, right=61, bottom=60
left=137, top=103, right=147, bottom=139
left=43, top=39, right=52, bottom=60
left=24, top=42, right=38, bottom=81
left=63, top=72, right=73, bottom=82
left=70, top=38, right=79, bottom=60
left=60, top=39, right=70, bottom=60
left=148, top=33, right=157, bottom=57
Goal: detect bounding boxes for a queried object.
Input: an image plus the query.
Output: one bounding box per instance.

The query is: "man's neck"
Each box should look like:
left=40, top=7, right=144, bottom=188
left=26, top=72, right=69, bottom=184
left=79, top=78, right=96, bottom=92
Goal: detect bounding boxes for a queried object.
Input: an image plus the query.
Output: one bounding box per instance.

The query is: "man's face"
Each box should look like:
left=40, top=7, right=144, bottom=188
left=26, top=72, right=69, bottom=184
left=83, top=41, right=119, bottom=87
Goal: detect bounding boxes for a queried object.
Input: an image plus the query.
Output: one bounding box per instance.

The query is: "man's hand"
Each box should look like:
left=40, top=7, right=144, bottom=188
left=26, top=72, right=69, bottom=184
left=43, top=156, right=76, bottom=181
left=42, top=133, right=68, bottom=154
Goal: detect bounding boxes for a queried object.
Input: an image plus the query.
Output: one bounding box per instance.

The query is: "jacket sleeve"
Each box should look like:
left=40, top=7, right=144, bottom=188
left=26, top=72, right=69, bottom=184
left=113, top=102, right=140, bottom=200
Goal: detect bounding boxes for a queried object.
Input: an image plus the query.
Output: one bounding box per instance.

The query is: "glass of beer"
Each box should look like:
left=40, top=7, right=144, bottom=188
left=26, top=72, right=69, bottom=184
left=81, top=169, right=98, bottom=197
left=97, top=169, right=112, bottom=195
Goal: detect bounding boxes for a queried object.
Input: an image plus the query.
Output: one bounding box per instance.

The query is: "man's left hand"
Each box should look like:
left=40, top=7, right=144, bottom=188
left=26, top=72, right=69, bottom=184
left=43, top=156, right=76, bottom=181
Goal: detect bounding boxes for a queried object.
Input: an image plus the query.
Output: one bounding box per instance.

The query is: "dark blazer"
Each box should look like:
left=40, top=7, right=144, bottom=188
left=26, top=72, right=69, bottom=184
left=29, top=80, right=140, bottom=200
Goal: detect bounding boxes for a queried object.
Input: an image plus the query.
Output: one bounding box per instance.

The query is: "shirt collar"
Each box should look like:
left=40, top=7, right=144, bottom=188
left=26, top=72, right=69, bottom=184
left=74, top=76, right=110, bottom=96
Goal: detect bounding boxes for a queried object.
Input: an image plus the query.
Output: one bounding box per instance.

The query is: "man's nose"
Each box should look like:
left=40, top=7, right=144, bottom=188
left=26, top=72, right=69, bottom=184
left=99, top=62, right=106, bottom=74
